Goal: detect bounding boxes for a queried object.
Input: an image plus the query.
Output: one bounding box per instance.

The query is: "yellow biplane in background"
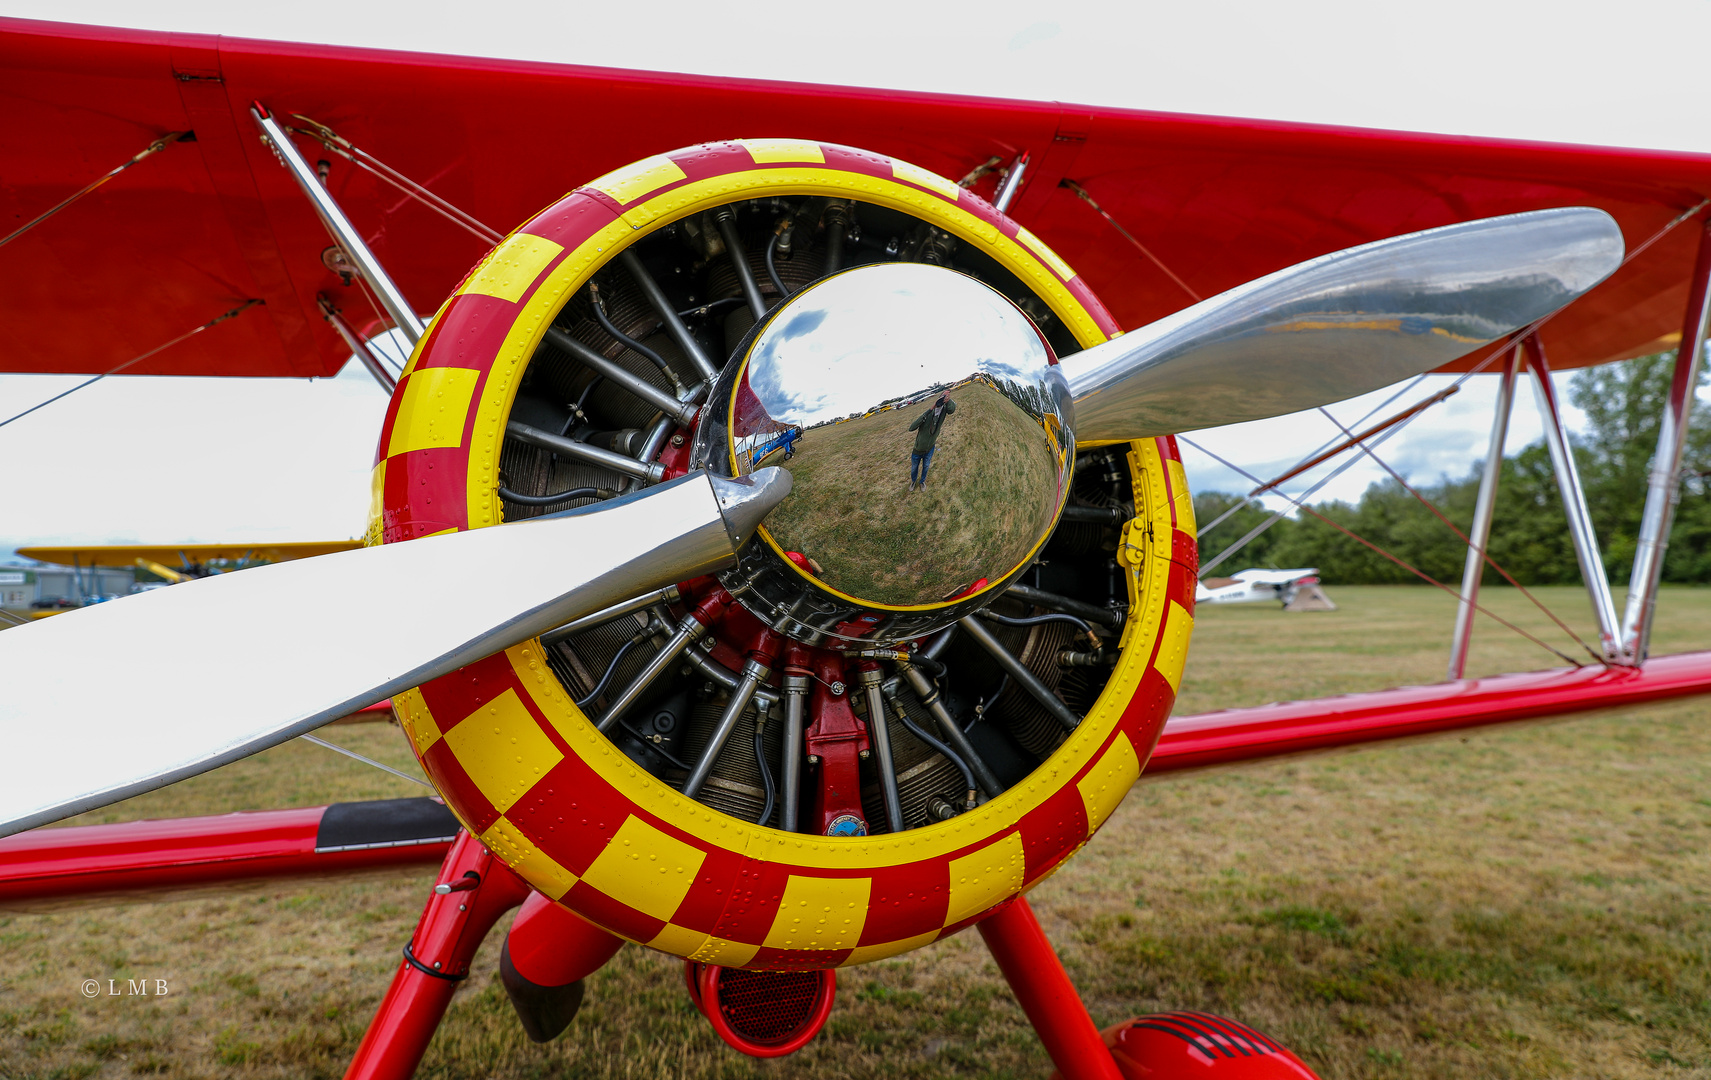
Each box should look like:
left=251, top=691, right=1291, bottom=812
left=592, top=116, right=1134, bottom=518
left=3, top=542, right=360, bottom=620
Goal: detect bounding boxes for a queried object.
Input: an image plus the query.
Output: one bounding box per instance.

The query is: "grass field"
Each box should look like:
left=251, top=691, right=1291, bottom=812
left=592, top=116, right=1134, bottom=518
left=5, top=586, right=1711, bottom=1078
left=760, top=384, right=1060, bottom=605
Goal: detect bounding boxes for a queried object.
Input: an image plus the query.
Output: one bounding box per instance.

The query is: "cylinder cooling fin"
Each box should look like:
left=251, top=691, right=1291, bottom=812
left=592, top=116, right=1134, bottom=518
left=375, top=140, right=1198, bottom=972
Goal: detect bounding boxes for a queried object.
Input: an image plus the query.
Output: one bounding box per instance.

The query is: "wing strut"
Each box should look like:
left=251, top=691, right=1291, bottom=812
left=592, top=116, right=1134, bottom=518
left=250, top=103, right=425, bottom=344
left=1624, top=218, right=1711, bottom=660
left=1448, top=347, right=1521, bottom=679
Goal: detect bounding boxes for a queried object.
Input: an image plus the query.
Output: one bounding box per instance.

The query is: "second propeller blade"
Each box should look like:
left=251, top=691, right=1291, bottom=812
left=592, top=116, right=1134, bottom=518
left=1061, top=207, right=1625, bottom=441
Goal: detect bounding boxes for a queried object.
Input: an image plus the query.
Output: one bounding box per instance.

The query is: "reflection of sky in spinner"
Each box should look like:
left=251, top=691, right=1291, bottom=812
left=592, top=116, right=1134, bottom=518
left=744, top=264, right=1054, bottom=428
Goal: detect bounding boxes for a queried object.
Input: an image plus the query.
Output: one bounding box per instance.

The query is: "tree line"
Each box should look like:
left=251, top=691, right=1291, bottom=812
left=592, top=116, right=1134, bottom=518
left=1193, top=352, right=1711, bottom=586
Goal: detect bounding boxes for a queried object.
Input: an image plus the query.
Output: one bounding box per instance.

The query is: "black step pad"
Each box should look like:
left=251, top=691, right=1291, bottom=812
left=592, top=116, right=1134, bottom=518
left=315, top=797, right=460, bottom=852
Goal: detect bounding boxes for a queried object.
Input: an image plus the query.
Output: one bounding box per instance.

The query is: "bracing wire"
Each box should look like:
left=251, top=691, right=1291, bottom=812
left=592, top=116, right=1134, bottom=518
left=1182, top=435, right=1587, bottom=668
left=286, top=116, right=504, bottom=245
left=1197, top=348, right=1506, bottom=576
left=300, top=732, right=433, bottom=788
left=1197, top=372, right=1448, bottom=543
left=1315, top=402, right=1603, bottom=662
left=1060, top=178, right=1201, bottom=302
left=0, top=300, right=262, bottom=431
left=0, top=132, right=188, bottom=251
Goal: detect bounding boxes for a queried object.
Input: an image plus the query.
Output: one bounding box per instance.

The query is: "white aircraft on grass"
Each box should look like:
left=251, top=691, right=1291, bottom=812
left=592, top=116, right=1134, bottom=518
left=1195, top=568, right=1331, bottom=608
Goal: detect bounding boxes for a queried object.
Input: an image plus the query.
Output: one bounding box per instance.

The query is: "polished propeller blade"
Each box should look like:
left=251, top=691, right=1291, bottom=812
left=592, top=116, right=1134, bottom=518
left=0, top=469, right=790, bottom=837
left=1061, top=207, right=1624, bottom=441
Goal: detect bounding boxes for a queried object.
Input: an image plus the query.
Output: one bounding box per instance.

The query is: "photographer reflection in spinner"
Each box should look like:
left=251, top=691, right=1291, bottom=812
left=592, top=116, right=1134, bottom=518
left=907, top=392, right=957, bottom=491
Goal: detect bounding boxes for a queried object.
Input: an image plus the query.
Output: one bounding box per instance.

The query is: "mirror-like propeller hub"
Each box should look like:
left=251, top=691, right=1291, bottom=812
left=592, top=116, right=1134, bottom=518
left=693, top=263, right=1075, bottom=646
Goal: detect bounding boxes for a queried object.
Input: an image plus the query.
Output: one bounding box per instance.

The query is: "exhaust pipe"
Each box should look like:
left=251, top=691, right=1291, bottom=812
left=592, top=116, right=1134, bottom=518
left=684, top=961, right=836, bottom=1057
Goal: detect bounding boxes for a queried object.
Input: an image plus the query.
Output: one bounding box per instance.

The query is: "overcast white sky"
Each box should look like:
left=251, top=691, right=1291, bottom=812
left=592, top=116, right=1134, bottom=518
left=3, top=0, right=1709, bottom=553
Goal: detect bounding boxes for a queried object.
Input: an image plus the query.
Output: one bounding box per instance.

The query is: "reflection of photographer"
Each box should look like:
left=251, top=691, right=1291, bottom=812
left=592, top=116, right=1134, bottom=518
left=907, top=393, right=956, bottom=491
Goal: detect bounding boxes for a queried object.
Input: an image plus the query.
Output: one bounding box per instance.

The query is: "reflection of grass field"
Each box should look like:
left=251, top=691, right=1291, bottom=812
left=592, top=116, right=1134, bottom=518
left=760, top=384, right=1060, bottom=606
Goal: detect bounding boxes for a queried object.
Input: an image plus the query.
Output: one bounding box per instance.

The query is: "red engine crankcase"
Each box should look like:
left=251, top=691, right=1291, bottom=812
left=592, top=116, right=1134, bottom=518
left=679, top=577, right=885, bottom=837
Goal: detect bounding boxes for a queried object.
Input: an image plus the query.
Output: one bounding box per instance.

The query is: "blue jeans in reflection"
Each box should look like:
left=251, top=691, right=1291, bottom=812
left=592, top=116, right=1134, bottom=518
left=910, top=449, right=935, bottom=487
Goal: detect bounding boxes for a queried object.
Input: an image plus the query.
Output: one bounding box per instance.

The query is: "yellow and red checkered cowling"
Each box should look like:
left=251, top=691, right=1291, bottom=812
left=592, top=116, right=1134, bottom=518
left=368, top=141, right=1199, bottom=971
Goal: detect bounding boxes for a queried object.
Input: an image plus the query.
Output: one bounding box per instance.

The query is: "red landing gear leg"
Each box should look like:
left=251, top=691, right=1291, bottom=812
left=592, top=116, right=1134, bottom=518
left=978, top=897, right=1122, bottom=1080
left=344, top=830, right=531, bottom=1080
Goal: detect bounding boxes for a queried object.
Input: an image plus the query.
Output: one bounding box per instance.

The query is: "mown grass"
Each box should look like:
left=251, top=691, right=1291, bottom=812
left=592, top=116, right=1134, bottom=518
left=3, top=586, right=1710, bottom=1078
left=762, top=383, right=1059, bottom=605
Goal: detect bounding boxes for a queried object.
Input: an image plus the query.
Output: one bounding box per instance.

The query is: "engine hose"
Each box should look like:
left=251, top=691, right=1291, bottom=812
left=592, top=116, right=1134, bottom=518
left=823, top=202, right=849, bottom=273
left=575, top=634, right=647, bottom=708
left=973, top=673, right=1010, bottom=724
left=675, top=296, right=747, bottom=319
left=754, top=722, right=776, bottom=827
left=876, top=624, right=956, bottom=698
left=909, top=653, right=947, bottom=679
left=846, top=647, right=948, bottom=678
left=888, top=696, right=976, bottom=807
left=616, top=717, right=691, bottom=771
left=764, top=231, right=791, bottom=299
left=680, top=634, right=782, bottom=709
left=588, top=284, right=677, bottom=385
left=574, top=373, right=604, bottom=415
left=978, top=608, right=1095, bottom=637
left=498, top=485, right=609, bottom=507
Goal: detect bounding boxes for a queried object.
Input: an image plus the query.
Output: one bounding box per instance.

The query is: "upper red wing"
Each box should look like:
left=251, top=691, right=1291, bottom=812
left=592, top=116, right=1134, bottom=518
left=3, top=16, right=1709, bottom=378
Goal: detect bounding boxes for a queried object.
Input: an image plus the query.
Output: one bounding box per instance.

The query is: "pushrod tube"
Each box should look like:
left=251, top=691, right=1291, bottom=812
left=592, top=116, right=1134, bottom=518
left=682, top=661, right=770, bottom=798
left=780, top=675, right=809, bottom=833
left=1447, top=347, right=1519, bottom=679
left=543, top=326, right=698, bottom=427
left=681, top=637, right=782, bottom=709
left=896, top=661, right=1004, bottom=797
left=623, top=414, right=678, bottom=493
left=619, top=249, right=719, bottom=382
left=959, top=616, right=1081, bottom=731
left=991, top=151, right=1030, bottom=214
left=540, top=586, right=680, bottom=646
left=1527, top=336, right=1625, bottom=662
left=1623, top=219, right=1711, bottom=660
left=823, top=202, right=849, bottom=274
left=859, top=668, right=906, bottom=833
left=714, top=209, right=769, bottom=320
left=595, top=612, right=711, bottom=732
left=507, top=421, right=665, bottom=484
left=250, top=105, right=425, bottom=344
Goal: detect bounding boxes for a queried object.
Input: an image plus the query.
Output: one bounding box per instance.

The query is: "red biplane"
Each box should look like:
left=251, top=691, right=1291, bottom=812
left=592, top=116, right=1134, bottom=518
left=5, top=16, right=1711, bottom=1080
